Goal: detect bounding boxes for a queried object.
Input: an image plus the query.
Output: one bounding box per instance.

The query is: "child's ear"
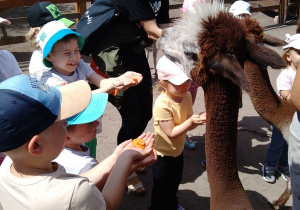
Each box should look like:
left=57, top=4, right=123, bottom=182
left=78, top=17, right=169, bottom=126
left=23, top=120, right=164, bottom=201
left=286, top=53, right=292, bottom=62
left=27, top=135, right=43, bottom=156
left=45, top=54, right=53, bottom=62
left=65, top=135, right=72, bottom=143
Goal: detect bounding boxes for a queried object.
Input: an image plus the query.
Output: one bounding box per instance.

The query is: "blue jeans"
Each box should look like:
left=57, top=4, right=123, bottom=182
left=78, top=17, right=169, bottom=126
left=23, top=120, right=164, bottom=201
left=265, top=126, right=288, bottom=167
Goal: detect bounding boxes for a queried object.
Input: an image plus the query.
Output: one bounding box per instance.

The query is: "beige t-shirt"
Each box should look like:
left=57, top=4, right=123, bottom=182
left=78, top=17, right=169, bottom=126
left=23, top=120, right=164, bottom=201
left=0, top=157, right=106, bottom=210
left=153, top=91, right=193, bottom=157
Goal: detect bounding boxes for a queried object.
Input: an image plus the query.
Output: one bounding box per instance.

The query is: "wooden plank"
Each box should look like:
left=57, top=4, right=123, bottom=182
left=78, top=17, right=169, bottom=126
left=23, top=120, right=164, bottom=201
left=0, top=36, right=26, bottom=45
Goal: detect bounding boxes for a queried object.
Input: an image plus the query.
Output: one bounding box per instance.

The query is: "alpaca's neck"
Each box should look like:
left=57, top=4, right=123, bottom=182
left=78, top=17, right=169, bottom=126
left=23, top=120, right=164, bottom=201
left=201, top=72, right=253, bottom=209
left=244, top=60, right=295, bottom=141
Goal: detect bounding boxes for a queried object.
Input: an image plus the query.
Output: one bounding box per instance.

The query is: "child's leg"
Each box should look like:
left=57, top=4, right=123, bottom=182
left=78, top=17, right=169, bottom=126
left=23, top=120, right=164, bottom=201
left=265, top=127, right=286, bottom=167
left=150, top=153, right=184, bottom=210
left=263, top=126, right=286, bottom=183
left=278, top=141, right=289, bottom=167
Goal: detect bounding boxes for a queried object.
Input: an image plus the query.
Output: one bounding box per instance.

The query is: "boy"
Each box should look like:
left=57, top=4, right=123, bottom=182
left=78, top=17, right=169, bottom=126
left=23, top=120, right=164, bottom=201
left=37, top=20, right=143, bottom=158
left=36, top=20, right=142, bottom=93
left=0, top=74, right=157, bottom=209
left=54, top=90, right=155, bottom=190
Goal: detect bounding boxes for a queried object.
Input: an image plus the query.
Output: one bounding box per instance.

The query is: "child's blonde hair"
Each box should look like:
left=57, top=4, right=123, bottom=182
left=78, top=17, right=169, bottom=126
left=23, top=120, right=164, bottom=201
left=282, top=48, right=291, bottom=66
left=155, top=80, right=169, bottom=93
left=25, top=27, right=40, bottom=49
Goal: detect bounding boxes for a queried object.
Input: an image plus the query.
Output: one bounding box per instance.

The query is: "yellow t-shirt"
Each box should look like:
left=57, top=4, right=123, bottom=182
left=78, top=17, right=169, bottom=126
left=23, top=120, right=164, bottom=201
left=153, top=91, right=193, bottom=157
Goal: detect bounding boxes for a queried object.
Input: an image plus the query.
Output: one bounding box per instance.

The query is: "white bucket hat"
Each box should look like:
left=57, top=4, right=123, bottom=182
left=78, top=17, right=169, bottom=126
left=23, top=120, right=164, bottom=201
left=283, top=34, right=300, bottom=50
left=229, top=0, right=251, bottom=17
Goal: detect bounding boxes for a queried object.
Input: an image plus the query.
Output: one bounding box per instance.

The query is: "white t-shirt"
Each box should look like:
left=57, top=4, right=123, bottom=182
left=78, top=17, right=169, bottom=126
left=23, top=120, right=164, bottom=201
left=0, top=50, right=21, bottom=82
left=54, top=144, right=98, bottom=174
left=276, top=67, right=296, bottom=96
left=0, top=157, right=106, bottom=210
left=38, top=61, right=95, bottom=86
left=29, top=49, right=94, bottom=85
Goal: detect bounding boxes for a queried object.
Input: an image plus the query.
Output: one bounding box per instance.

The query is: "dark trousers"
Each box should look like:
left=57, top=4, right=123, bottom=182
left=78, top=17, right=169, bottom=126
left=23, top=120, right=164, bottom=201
left=117, top=43, right=153, bottom=144
left=149, top=153, right=184, bottom=210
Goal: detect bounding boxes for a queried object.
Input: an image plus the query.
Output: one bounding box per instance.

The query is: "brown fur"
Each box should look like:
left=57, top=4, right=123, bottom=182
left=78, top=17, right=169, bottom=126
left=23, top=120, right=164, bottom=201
left=191, top=14, right=292, bottom=209
left=241, top=18, right=294, bottom=209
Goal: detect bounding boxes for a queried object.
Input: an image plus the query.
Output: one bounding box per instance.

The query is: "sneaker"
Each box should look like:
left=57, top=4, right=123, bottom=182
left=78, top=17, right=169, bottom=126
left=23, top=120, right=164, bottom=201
left=262, top=164, right=276, bottom=183
left=276, top=165, right=290, bottom=182
left=184, top=136, right=195, bottom=150
left=177, top=205, right=185, bottom=210
left=201, top=157, right=206, bottom=169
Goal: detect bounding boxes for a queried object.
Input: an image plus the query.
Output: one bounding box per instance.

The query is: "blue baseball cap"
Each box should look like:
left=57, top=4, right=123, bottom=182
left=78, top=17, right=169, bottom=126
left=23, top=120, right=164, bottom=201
left=67, top=93, right=108, bottom=125
left=0, top=75, right=92, bottom=152
left=36, top=21, right=84, bottom=67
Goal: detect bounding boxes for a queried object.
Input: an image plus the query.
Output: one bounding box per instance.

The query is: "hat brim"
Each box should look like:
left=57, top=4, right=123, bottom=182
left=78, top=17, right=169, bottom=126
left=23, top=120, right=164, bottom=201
left=43, top=29, right=85, bottom=67
left=56, top=80, right=92, bottom=121
left=169, top=73, right=190, bottom=85
left=59, top=17, right=75, bottom=27
left=66, top=93, right=108, bottom=125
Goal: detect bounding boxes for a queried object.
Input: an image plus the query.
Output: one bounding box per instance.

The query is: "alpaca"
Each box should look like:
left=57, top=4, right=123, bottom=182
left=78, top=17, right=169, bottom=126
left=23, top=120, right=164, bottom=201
left=157, top=1, right=288, bottom=208
left=242, top=18, right=296, bottom=209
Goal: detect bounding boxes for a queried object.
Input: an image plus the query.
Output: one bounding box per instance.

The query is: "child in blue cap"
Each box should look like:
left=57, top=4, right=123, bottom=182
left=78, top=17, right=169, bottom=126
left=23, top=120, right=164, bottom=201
left=0, top=75, right=157, bottom=209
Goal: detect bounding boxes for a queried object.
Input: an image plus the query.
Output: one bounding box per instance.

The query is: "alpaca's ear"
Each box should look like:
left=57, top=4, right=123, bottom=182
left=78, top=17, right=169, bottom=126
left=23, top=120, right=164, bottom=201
left=263, top=34, right=287, bottom=47
left=207, top=53, right=251, bottom=92
left=246, top=41, right=286, bottom=69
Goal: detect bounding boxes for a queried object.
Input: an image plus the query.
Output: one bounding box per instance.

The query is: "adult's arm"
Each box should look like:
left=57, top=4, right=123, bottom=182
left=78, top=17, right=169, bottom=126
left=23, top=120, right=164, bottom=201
left=139, top=19, right=162, bottom=41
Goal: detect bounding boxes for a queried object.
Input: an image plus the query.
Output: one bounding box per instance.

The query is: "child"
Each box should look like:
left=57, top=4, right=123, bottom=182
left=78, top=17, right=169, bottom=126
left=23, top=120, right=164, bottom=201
left=36, top=20, right=142, bottom=92
left=25, top=1, right=103, bottom=157
left=53, top=92, right=109, bottom=175
left=149, top=56, right=206, bottom=210
left=229, top=0, right=251, bottom=18
left=36, top=20, right=143, bottom=159
left=26, top=1, right=75, bottom=78
left=0, top=74, right=157, bottom=209
left=0, top=19, right=22, bottom=166
left=54, top=91, right=155, bottom=191
left=262, top=33, right=299, bottom=183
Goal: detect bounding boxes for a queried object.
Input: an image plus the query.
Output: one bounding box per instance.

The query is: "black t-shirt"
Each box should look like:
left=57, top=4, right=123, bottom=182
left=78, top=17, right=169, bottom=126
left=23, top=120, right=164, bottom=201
left=111, top=0, right=169, bottom=23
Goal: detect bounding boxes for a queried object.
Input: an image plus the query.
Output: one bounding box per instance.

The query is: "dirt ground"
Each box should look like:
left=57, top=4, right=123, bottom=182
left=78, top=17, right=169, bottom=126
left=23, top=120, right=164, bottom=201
left=0, top=3, right=298, bottom=210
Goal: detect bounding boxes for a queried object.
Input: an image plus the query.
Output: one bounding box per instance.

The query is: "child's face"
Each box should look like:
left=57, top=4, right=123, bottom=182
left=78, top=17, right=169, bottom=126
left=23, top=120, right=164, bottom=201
left=67, top=120, right=99, bottom=145
left=165, top=80, right=191, bottom=99
left=39, top=120, right=68, bottom=160
left=47, top=38, right=81, bottom=76
left=287, top=48, right=300, bottom=71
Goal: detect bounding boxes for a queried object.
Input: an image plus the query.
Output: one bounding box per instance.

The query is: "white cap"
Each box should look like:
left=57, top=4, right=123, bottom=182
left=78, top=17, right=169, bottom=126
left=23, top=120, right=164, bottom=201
left=156, top=56, right=190, bottom=85
left=0, top=17, right=11, bottom=25
left=36, top=21, right=84, bottom=67
left=283, top=34, right=300, bottom=50
left=229, top=1, right=251, bottom=16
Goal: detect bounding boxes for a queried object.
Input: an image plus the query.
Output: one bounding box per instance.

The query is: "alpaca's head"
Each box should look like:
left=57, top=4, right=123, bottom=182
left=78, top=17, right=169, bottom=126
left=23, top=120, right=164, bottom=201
left=157, top=1, right=226, bottom=79
left=157, top=0, right=286, bottom=92
left=157, top=1, right=251, bottom=91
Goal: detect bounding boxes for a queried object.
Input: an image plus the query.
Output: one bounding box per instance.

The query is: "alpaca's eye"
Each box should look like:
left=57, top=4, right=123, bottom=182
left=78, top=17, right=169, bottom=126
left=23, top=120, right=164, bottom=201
left=184, top=51, right=198, bottom=61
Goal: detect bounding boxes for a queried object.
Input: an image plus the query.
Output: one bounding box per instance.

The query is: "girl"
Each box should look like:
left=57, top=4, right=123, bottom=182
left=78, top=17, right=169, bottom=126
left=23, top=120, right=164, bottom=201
left=149, top=56, right=206, bottom=210
left=262, top=33, right=300, bottom=183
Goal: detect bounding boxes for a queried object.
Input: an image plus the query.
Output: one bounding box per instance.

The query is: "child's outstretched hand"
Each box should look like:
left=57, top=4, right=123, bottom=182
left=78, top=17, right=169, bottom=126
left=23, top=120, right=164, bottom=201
left=191, top=111, right=206, bottom=125
left=119, top=132, right=157, bottom=171
left=115, top=71, right=143, bottom=91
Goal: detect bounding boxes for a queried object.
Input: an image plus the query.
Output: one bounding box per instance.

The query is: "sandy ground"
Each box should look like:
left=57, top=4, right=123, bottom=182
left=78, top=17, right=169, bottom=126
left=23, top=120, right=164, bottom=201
left=0, top=3, right=298, bottom=210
